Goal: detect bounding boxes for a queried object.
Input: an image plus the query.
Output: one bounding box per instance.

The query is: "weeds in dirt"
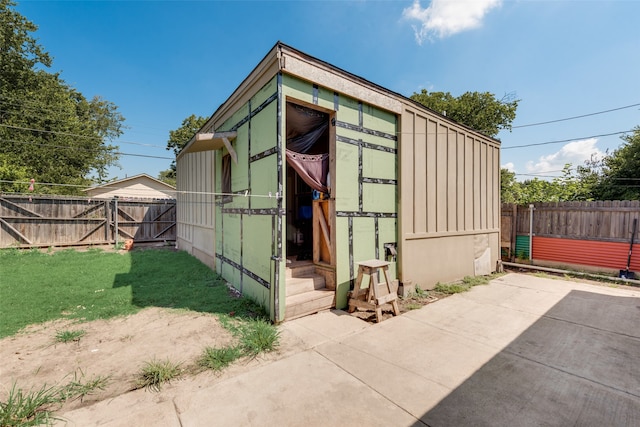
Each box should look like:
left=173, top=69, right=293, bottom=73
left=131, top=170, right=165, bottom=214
left=199, top=316, right=280, bottom=372
left=239, top=319, right=280, bottom=357
left=433, top=283, right=470, bottom=294
left=404, top=303, right=423, bottom=310
left=54, top=329, right=85, bottom=344
left=136, top=359, right=183, bottom=392
left=57, top=369, right=110, bottom=403
left=0, top=383, right=60, bottom=427
left=434, top=274, right=500, bottom=295
left=198, top=347, right=242, bottom=371
left=0, top=370, right=113, bottom=425
left=413, top=285, right=428, bottom=298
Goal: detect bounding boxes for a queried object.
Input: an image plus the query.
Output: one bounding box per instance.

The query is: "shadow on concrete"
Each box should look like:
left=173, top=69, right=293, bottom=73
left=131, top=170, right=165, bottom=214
left=416, top=290, right=640, bottom=426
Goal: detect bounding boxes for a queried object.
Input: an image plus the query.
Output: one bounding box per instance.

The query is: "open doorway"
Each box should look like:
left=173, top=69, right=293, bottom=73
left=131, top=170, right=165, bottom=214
left=285, top=102, right=331, bottom=262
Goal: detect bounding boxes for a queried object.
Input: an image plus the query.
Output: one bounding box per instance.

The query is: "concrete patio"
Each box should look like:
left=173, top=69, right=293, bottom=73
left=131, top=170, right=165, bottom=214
left=58, top=273, right=640, bottom=426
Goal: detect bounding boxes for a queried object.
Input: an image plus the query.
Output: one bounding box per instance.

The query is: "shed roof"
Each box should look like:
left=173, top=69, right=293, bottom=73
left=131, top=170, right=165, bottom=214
left=179, top=42, right=500, bottom=159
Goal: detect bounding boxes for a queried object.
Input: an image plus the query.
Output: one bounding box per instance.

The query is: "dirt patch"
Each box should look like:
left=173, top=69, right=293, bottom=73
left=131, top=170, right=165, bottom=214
left=0, top=307, right=236, bottom=413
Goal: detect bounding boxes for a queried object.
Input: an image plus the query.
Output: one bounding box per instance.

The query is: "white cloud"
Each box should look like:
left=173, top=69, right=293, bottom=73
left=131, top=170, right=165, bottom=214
left=403, top=0, right=502, bottom=44
left=525, top=138, right=604, bottom=176
left=502, top=162, right=515, bottom=172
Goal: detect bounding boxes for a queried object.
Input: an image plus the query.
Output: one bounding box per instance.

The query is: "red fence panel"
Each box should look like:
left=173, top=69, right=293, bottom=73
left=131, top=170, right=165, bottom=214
left=532, top=236, right=640, bottom=272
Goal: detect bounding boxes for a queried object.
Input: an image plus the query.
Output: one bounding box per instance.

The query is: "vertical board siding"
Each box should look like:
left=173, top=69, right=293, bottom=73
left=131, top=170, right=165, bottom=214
left=414, top=114, right=427, bottom=234
left=401, top=107, right=500, bottom=238
left=398, top=104, right=500, bottom=287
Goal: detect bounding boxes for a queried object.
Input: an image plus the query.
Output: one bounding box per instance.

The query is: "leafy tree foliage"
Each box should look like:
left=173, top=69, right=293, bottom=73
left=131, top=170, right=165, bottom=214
left=410, top=90, right=519, bottom=137
left=0, top=0, right=124, bottom=194
left=166, top=114, right=208, bottom=157
left=501, top=164, right=594, bottom=205
left=587, top=127, right=640, bottom=200
left=159, top=114, right=207, bottom=183
left=157, top=169, right=176, bottom=187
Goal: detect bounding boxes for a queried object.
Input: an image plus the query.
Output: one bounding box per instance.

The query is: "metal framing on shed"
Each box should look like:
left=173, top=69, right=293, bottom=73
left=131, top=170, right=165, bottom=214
left=176, top=42, right=500, bottom=322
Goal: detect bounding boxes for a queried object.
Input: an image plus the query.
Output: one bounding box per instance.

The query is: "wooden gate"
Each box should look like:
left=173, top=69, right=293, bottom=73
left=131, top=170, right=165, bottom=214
left=0, top=195, right=176, bottom=248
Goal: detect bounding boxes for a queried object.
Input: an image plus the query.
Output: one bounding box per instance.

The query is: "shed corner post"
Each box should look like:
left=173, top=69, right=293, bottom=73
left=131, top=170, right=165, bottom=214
left=272, top=71, right=284, bottom=323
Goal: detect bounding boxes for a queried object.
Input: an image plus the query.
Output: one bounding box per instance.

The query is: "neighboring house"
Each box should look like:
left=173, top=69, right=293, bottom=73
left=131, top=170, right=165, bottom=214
left=85, top=174, right=176, bottom=200
left=176, top=42, right=500, bottom=322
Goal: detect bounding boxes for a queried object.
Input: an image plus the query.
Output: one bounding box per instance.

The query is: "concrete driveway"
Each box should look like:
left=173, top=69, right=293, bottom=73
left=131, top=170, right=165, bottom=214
left=59, top=273, right=640, bottom=426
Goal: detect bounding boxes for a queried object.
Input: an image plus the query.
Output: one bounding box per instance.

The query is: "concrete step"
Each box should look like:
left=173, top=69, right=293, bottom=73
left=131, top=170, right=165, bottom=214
left=285, top=289, right=335, bottom=321
left=286, top=274, right=326, bottom=297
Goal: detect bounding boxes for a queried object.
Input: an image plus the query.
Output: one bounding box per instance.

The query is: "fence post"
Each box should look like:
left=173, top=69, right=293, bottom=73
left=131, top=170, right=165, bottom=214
left=529, top=204, right=535, bottom=261
left=113, top=196, right=119, bottom=248
left=511, top=204, right=517, bottom=261
left=104, top=200, right=110, bottom=242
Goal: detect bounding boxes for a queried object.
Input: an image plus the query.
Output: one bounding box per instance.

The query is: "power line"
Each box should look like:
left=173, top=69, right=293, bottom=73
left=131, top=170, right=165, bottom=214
left=0, top=138, right=173, bottom=160
left=0, top=179, right=281, bottom=199
left=1, top=96, right=185, bottom=136
left=0, top=123, right=167, bottom=149
left=512, top=103, right=640, bottom=129
left=502, top=130, right=632, bottom=150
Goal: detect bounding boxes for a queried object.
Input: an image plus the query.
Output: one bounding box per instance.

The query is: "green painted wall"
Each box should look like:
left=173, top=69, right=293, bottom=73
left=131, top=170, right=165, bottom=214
left=213, top=76, right=279, bottom=319
left=282, top=75, right=398, bottom=310
left=212, top=73, right=399, bottom=319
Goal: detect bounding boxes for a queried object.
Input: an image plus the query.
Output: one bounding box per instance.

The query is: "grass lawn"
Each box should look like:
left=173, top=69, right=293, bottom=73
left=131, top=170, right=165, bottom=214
left=0, top=248, right=265, bottom=338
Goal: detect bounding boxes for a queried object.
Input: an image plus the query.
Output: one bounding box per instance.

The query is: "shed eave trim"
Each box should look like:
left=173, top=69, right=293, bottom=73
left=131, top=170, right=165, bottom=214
left=184, top=131, right=238, bottom=162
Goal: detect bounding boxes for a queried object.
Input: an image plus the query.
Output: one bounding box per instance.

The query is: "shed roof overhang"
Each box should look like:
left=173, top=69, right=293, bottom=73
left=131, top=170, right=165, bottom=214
left=182, top=131, right=238, bottom=163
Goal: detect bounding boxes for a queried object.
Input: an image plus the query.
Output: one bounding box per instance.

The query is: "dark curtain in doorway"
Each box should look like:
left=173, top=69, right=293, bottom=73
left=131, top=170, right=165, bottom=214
left=285, top=103, right=330, bottom=194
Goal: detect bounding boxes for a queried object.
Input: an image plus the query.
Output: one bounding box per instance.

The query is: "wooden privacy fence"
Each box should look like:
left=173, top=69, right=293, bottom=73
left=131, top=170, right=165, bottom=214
left=501, top=201, right=640, bottom=272
left=0, top=194, right=176, bottom=248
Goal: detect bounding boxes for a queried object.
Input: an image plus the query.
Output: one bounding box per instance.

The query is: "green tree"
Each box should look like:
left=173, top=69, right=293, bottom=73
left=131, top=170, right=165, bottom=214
left=410, top=90, right=519, bottom=138
left=157, top=169, right=176, bottom=187
left=160, top=114, right=208, bottom=182
left=589, top=127, right=640, bottom=200
left=502, top=164, right=594, bottom=205
left=553, top=164, right=593, bottom=201
left=0, top=0, right=124, bottom=194
left=500, top=168, right=521, bottom=203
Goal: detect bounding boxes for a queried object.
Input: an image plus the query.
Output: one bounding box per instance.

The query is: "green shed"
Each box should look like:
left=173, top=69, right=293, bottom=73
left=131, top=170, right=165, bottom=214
left=176, top=42, right=501, bottom=322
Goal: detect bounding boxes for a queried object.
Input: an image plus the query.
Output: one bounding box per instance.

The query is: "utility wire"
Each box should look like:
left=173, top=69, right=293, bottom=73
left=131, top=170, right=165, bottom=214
left=502, top=130, right=632, bottom=150
left=512, top=103, right=640, bottom=129
left=0, top=179, right=281, bottom=198
left=0, top=123, right=167, bottom=149
left=0, top=138, right=173, bottom=160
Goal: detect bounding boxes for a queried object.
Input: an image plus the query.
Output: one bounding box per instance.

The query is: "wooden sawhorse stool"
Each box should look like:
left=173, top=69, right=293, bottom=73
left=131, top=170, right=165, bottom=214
left=348, top=259, right=400, bottom=323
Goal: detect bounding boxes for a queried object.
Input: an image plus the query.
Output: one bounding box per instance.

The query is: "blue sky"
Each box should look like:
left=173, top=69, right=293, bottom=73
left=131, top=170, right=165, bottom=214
left=16, top=0, right=640, bottom=182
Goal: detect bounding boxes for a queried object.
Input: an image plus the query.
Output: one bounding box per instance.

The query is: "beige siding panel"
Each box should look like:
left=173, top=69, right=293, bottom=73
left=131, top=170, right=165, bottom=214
left=473, top=138, right=481, bottom=230
left=399, top=111, right=415, bottom=240
left=436, top=124, right=447, bottom=233
left=493, top=148, right=501, bottom=228
left=175, top=151, right=216, bottom=266
left=480, top=141, right=487, bottom=229
left=456, top=133, right=465, bottom=231
left=413, top=114, right=427, bottom=234
left=398, top=102, right=500, bottom=288
left=426, top=119, right=437, bottom=233
left=464, top=136, right=474, bottom=230
left=447, top=127, right=457, bottom=231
